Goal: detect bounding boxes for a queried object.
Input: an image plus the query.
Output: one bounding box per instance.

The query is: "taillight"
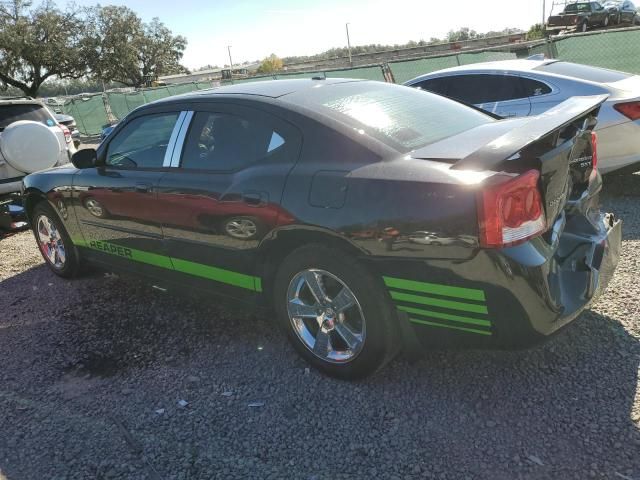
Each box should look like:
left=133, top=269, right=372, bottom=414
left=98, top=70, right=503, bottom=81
left=59, top=124, right=72, bottom=144
left=477, top=170, right=547, bottom=248
left=591, top=131, right=598, bottom=170
left=614, top=101, right=640, bottom=121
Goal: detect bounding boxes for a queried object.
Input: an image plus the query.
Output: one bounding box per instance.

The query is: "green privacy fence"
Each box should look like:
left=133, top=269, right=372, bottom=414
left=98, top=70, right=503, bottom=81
left=57, top=27, right=640, bottom=136
left=232, top=65, right=387, bottom=83
left=389, top=50, right=521, bottom=84
left=553, top=28, right=640, bottom=74
left=60, top=95, right=109, bottom=137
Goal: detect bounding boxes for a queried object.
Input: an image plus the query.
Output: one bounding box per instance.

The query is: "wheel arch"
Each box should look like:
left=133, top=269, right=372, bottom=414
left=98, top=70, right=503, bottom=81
left=23, top=188, right=50, bottom=221
left=255, top=227, right=369, bottom=302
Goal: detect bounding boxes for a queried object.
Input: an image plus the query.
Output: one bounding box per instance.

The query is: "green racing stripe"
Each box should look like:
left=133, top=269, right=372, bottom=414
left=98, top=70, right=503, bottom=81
left=74, top=238, right=262, bottom=292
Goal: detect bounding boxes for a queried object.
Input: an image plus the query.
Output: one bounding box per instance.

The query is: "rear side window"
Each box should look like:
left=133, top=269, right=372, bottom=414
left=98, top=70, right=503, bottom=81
left=535, top=61, right=631, bottom=83
left=520, top=77, right=552, bottom=97
left=446, top=74, right=527, bottom=104
left=106, top=113, right=178, bottom=168
left=0, top=104, right=54, bottom=130
left=180, top=112, right=287, bottom=171
left=300, top=82, right=492, bottom=152
left=566, top=3, right=591, bottom=12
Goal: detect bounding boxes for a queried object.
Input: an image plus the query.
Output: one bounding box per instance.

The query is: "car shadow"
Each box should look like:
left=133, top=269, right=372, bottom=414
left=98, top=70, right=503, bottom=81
left=0, top=262, right=638, bottom=478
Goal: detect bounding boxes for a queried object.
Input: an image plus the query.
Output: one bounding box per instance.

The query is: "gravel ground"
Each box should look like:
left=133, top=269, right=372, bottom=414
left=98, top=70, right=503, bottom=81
left=1, top=174, right=639, bottom=480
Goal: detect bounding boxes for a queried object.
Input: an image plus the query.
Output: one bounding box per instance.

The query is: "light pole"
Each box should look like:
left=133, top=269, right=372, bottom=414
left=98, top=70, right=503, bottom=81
left=227, top=45, right=234, bottom=69
left=345, top=23, right=352, bottom=67
left=542, top=0, right=546, bottom=26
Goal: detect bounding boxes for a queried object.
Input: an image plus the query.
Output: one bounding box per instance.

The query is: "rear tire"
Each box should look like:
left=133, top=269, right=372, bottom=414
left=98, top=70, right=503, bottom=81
left=31, top=202, right=81, bottom=278
left=581, top=20, right=589, bottom=32
left=273, top=244, right=399, bottom=380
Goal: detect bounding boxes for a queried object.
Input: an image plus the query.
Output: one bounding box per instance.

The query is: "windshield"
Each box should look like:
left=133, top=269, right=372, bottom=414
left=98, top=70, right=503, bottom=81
left=291, top=82, right=493, bottom=153
left=565, top=3, right=592, bottom=12
left=535, top=61, right=631, bottom=83
left=0, top=104, right=54, bottom=130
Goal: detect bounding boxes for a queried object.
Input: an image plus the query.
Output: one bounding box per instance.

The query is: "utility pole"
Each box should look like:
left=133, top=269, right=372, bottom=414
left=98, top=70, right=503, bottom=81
left=542, top=0, right=546, bottom=26
left=345, top=23, right=352, bottom=67
left=227, top=45, right=233, bottom=69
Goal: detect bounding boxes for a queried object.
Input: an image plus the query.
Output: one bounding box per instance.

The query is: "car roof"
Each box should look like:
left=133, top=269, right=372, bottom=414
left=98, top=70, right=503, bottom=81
left=153, top=78, right=365, bottom=104
left=405, top=59, right=560, bottom=83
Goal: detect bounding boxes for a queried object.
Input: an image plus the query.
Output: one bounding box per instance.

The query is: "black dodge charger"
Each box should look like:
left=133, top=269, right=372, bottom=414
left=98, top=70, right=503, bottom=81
left=22, top=79, right=622, bottom=379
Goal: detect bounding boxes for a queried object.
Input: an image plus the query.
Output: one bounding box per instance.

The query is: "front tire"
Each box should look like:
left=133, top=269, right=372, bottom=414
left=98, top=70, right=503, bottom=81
left=273, top=245, right=399, bottom=379
left=31, top=202, right=81, bottom=278
left=581, top=20, right=589, bottom=32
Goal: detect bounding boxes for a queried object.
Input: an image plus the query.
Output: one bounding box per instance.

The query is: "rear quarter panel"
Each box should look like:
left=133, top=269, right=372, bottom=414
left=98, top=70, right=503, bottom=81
left=279, top=120, right=481, bottom=262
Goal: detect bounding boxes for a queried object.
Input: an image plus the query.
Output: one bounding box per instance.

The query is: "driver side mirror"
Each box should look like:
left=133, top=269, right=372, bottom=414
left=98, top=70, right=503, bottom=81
left=71, top=148, right=97, bottom=169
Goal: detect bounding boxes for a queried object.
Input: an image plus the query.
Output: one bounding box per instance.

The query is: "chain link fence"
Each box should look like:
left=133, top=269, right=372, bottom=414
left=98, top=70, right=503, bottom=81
left=57, top=27, right=640, bottom=136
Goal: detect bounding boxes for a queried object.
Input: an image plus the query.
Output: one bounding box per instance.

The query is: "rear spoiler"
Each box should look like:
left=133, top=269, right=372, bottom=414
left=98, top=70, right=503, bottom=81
left=451, top=94, right=608, bottom=171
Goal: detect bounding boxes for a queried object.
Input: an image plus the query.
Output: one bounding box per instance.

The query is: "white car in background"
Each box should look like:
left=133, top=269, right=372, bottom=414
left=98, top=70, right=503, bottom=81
left=405, top=59, right=640, bottom=173
left=0, top=97, right=76, bottom=198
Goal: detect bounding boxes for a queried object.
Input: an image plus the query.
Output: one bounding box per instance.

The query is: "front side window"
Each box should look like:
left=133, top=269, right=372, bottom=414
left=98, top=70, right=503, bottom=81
left=446, top=75, right=526, bottom=104
left=180, top=112, right=287, bottom=171
left=106, top=113, right=179, bottom=168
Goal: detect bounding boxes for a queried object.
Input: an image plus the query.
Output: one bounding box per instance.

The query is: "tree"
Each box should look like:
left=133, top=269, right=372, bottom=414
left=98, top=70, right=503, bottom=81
left=84, top=6, right=187, bottom=88
left=527, top=23, right=546, bottom=40
left=257, top=54, right=283, bottom=74
left=446, top=27, right=480, bottom=42
left=0, top=0, right=90, bottom=96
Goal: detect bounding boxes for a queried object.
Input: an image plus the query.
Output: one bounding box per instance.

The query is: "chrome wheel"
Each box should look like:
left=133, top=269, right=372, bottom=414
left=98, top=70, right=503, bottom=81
left=225, top=218, right=258, bottom=239
left=287, top=269, right=366, bottom=363
left=84, top=198, right=104, bottom=217
left=36, top=214, right=66, bottom=269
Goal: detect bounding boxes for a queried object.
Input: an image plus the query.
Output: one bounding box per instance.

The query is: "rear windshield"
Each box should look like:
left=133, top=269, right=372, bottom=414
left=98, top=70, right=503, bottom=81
left=0, top=103, right=54, bottom=130
left=292, top=82, right=493, bottom=153
left=535, top=61, right=631, bottom=83
left=565, top=3, right=591, bottom=12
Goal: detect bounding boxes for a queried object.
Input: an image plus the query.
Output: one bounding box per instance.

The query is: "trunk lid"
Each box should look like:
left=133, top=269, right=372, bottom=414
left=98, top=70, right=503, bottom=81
left=412, top=94, right=607, bottom=228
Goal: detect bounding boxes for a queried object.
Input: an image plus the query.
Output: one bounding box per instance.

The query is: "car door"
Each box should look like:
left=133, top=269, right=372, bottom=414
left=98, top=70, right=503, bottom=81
left=621, top=0, right=636, bottom=21
left=444, top=74, right=532, bottom=118
left=155, top=103, right=302, bottom=300
left=591, top=1, right=607, bottom=22
left=73, top=109, right=184, bottom=276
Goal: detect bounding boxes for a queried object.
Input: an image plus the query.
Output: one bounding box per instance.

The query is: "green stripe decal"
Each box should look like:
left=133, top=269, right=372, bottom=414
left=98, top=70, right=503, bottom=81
left=409, top=318, right=492, bottom=336
left=389, top=290, right=488, bottom=314
left=397, top=305, right=490, bottom=327
left=75, top=238, right=261, bottom=292
left=171, top=258, right=257, bottom=291
left=383, top=276, right=485, bottom=301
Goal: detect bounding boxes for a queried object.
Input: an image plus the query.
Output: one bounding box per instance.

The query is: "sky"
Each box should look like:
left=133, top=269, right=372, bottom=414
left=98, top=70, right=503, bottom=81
left=66, top=0, right=550, bottom=70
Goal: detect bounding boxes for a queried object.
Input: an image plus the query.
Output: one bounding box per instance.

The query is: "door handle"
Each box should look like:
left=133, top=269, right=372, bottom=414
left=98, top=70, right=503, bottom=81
left=242, top=192, right=267, bottom=206
left=135, top=183, right=152, bottom=193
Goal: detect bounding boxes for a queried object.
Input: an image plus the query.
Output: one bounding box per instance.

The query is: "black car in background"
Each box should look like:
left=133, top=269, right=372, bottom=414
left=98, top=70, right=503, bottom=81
left=22, top=79, right=621, bottom=379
